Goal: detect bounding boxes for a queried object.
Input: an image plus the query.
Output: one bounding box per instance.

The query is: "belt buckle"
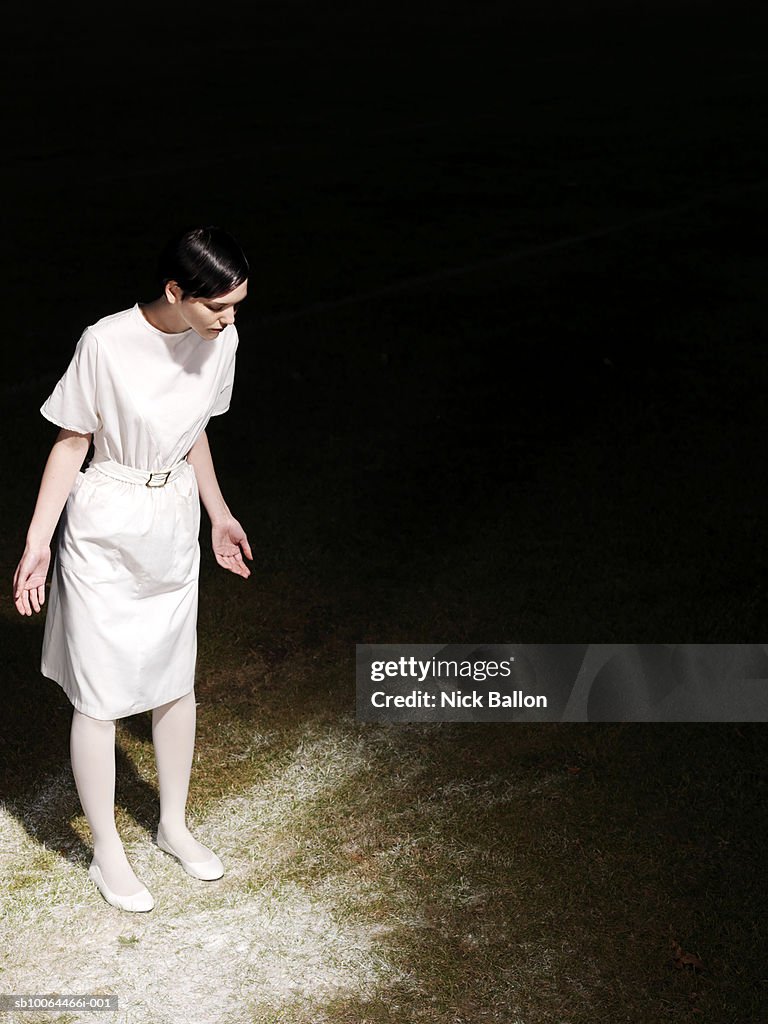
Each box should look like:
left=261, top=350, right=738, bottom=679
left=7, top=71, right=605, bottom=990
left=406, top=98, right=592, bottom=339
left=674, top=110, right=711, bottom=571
left=146, top=470, right=171, bottom=488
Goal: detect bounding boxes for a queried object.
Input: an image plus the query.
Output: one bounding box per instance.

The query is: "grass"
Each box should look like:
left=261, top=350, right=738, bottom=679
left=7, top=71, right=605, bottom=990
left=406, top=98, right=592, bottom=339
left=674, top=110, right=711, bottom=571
left=2, top=696, right=764, bottom=1022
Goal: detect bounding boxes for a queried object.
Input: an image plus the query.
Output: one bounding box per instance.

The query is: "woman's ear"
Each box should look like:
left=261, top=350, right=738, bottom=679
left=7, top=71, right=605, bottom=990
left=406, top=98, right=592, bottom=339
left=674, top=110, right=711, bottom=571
left=165, top=280, right=184, bottom=305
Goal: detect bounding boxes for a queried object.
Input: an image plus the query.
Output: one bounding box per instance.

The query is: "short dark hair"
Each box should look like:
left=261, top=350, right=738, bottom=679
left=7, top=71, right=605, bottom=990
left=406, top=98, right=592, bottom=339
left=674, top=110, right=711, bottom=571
left=157, top=225, right=249, bottom=299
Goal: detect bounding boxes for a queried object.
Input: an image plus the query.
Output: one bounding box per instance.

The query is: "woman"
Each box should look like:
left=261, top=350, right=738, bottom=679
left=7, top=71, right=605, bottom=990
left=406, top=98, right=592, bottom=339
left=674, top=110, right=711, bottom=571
left=12, top=225, right=252, bottom=912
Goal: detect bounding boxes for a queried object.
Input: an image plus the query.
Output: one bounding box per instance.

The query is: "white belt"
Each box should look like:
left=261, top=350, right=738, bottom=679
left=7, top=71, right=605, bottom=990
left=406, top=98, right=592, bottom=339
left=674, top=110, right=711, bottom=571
left=90, top=456, right=190, bottom=488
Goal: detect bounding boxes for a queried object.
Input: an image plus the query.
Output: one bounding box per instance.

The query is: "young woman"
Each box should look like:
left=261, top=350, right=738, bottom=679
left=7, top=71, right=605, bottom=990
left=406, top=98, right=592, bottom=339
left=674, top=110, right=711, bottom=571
left=12, top=225, right=252, bottom=912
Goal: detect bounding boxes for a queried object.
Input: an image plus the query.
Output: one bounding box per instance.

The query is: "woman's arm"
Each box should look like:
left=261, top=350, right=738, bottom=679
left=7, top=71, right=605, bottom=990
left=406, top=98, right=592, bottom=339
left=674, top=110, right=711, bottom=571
left=13, top=428, right=92, bottom=615
left=187, top=429, right=252, bottom=578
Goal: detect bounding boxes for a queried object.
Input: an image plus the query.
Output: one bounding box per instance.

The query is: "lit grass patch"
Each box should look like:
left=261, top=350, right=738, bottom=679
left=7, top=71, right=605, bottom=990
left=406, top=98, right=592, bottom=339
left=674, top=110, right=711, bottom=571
left=1, top=663, right=765, bottom=1022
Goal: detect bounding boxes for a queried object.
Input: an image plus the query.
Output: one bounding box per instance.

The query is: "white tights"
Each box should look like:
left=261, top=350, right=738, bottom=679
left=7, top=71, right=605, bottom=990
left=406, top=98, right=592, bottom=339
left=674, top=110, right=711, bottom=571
left=70, top=690, right=215, bottom=897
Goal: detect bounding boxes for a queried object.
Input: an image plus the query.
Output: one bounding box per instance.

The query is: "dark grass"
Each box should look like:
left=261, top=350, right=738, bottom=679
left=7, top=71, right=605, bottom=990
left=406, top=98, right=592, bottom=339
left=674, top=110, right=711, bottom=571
left=1, top=2, right=768, bottom=1021
left=317, top=722, right=768, bottom=1023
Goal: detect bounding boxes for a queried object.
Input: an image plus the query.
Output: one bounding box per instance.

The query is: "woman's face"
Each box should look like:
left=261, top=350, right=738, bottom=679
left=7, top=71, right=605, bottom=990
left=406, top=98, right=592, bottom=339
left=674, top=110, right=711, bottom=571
left=169, top=278, right=248, bottom=339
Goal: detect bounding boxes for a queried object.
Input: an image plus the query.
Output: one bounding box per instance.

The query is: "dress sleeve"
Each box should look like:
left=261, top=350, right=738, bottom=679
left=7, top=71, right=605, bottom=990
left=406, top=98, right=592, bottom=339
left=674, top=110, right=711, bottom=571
left=210, top=329, right=239, bottom=417
left=40, top=327, right=101, bottom=434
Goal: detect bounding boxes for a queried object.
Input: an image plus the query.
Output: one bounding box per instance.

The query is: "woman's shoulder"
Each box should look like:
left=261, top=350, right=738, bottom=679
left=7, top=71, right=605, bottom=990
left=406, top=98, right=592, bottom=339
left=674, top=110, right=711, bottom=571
left=86, top=305, right=139, bottom=341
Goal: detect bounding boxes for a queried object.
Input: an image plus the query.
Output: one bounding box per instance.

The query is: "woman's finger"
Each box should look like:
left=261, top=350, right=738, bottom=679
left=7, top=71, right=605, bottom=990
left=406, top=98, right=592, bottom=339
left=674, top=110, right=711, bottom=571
left=13, top=566, right=26, bottom=601
left=216, top=550, right=250, bottom=578
left=230, top=556, right=249, bottom=578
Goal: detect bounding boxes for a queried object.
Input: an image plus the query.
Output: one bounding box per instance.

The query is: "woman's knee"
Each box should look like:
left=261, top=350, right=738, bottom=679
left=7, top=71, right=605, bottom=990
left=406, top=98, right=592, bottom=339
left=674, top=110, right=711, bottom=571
left=71, top=708, right=116, bottom=732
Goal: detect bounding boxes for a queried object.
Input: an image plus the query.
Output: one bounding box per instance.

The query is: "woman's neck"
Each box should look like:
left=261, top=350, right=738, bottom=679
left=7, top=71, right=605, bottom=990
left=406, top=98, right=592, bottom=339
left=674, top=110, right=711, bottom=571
left=139, top=297, right=187, bottom=334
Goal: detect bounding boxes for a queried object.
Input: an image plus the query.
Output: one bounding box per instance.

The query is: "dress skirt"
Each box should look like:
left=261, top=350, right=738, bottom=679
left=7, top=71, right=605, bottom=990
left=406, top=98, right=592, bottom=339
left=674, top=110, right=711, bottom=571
left=40, top=458, right=202, bottom=720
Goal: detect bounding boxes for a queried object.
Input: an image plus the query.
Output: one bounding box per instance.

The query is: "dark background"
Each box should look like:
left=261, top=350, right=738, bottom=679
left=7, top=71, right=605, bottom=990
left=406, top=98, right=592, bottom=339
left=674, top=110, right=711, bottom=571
left=4, top=1, right=768, bottom=639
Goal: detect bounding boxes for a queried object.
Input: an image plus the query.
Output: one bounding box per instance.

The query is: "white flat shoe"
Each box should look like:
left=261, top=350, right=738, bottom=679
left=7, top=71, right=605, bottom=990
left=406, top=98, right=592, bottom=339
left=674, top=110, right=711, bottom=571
left=88, top=861, right=154, bottom=912
left=155, top=824, right=224, bottom=880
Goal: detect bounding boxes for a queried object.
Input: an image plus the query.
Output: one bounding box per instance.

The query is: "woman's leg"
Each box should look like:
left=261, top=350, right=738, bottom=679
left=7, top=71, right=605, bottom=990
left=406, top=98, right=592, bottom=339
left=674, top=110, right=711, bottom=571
left=70, top=708, right=148, bottom=896
left=152, top=690, right=215, bottom=861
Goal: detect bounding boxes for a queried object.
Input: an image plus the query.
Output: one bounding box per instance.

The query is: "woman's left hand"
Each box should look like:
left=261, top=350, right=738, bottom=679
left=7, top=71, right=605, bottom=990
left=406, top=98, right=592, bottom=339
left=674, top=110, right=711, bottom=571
left=211, top=516, right=253, bottom=578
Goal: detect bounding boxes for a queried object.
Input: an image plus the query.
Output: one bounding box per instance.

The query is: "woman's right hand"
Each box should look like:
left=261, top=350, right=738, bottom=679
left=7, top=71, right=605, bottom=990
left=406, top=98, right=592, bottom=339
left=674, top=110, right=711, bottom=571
left=13, top=428, right=90, bottom=617
left=13, top=545, right=52, bottom=616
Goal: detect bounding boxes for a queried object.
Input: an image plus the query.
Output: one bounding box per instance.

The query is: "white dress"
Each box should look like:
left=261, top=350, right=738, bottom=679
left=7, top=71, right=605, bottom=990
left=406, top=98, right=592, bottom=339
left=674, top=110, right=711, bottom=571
left=39, top=303, right=238, bottom=720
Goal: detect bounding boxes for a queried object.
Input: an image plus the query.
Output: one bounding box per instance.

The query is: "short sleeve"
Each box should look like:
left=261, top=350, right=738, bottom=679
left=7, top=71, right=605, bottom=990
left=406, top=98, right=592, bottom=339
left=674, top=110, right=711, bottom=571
left=40, top=328, right=101, bottom=434
left=210, top=330, right=238, bottom=417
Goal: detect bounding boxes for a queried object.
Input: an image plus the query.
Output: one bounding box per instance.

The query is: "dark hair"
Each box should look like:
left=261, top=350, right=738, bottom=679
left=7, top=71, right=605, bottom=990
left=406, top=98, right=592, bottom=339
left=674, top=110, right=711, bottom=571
left=157, top=225, right=249, bottom=299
